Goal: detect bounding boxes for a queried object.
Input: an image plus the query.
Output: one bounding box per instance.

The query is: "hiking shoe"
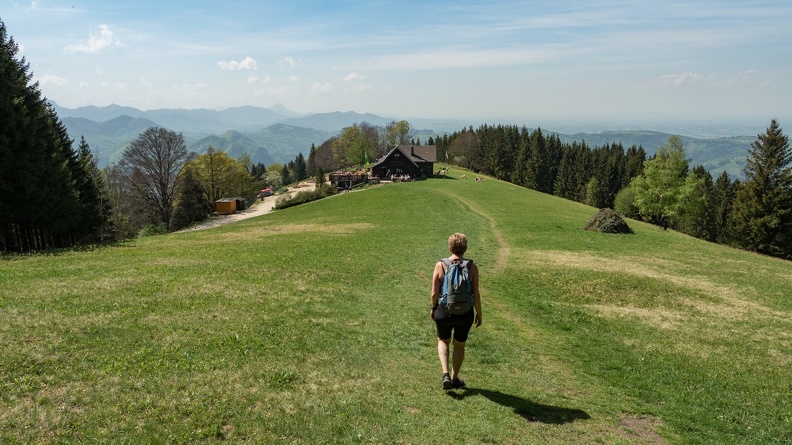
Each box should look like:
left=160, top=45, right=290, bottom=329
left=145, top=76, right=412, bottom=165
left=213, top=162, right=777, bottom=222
left=442, top=373, right=453, bottom=390
left=451, top=377, right=466, bottom=389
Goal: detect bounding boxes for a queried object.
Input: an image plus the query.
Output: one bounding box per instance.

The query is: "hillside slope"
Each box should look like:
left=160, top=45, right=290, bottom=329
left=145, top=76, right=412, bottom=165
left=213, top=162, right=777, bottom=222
left=1, top=175, right=788, bottom=444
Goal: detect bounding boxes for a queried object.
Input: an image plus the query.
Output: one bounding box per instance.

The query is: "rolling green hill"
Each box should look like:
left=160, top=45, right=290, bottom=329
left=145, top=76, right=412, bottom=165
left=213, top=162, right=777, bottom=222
left=62, top=115, right=162, bottom=165
left=1, top=174, right=788, bottom=444
left=247, top=124, right=334, bottom=164
left=187, top=130, right=276, bottom=166
left=187, top=125, right=334, bottom=166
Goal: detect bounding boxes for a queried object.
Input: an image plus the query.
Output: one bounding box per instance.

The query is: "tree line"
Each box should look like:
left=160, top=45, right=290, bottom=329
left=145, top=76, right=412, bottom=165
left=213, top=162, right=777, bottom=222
left=433, top=124, right=646, bottom=208
left=1, top=21, right=110, bottom=252
left=431, top=122, right=792, bottom=260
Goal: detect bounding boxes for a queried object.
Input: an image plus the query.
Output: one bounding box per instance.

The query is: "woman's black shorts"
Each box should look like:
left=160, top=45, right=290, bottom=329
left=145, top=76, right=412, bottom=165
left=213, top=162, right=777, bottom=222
left=435, top=309, right=475, bottom=342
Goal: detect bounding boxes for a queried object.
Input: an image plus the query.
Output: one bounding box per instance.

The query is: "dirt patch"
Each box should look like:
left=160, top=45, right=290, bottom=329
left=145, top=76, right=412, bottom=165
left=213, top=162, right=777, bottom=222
left=214, top=222, right=375, bottom=241
left=618, top=414, right=667, bottom=444
left=586, top=305, right=685, bottom=331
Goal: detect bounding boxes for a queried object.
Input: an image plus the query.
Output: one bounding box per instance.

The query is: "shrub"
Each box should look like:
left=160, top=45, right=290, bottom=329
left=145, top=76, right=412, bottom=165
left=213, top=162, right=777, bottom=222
left=137, top=223, right=168, bottom=237
left=274, top=187, right=337, bottom=210
left=584, top=208, right=634, bottom=234
left=614, top=185, right=640, bottom=219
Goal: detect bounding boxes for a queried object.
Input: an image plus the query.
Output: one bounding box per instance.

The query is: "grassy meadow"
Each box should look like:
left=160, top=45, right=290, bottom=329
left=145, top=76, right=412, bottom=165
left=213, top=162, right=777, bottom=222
left=1, top=173, right=790, bottom=444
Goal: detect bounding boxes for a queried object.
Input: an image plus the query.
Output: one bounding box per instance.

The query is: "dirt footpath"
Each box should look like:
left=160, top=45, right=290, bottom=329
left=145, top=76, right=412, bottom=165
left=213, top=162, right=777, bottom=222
left=177, top=192, right=295, bottom=233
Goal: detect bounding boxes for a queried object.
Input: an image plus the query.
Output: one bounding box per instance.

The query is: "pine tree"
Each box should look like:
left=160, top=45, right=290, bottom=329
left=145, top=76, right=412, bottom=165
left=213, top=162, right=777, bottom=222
left=553, top=146, right=576, bottom=199
left=306, top=144, right=316, bottom=178
left=250, top=162, right=266, bottom=181
left=315, top=168, right=325, bottom=191
left=294, top=153, right=307, bottom=181
left=1, top=21, right=37, bottom=250
left=1, top=20, right=97, bottom=251
left=511, top=127, right=530, bottom=187
left=624, top=145, right=646, bottom=187
left=171, top=168, right=212, bottom=231
left=281, top=164, right=291, bottom=186
left=731, top=119, right=792, bottom=258
left=541, top=134, right=564, bottom=194
left=75, top=136, right=111, bottom=242
left=515, top=127, right=546, bottom=190
left=712, top=172, right=736, bottom=244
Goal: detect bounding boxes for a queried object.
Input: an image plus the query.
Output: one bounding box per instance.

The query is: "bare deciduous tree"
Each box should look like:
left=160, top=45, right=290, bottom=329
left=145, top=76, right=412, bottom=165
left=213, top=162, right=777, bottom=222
left=119, top=127, right=191, bottom=229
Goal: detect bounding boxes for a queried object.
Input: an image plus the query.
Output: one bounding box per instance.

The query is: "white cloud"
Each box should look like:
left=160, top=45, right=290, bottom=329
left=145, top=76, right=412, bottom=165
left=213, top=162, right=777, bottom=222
left=218, top=56, right=257, bottom=71
left=309, top=82, right=333, bottom=94
left=286, top=75, right=299, bottom=82
left=342, top=72, right=365, bottom=81
left=65, top=25, right=121, bottom=54
left=247, top=74, right=271, bottom=84
left=175, top=83, right=208, bottom=97
left=659, top=71, right=708, bottom=87
left=29, top=1, right=74, bottom=12
left=101, top=81, right=129, bottom=92
left=279, top=57, right=298, bottom=69
left=346, top=84, right=372, bottom=94
left=738, top=69, right=758, bottom=76
left=371, top=49, right=555, bottom=71
left=38, top=74, right=68, bottom=86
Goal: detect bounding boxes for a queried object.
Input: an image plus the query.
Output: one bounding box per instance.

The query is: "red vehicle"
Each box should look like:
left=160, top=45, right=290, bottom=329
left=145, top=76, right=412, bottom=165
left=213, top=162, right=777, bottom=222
left=257, top=188, right=274, bottom=200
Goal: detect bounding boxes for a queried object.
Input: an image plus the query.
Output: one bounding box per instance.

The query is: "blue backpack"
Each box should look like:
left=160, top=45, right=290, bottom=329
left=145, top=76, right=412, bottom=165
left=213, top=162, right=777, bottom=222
left=440, top=258, right=474, bottom=315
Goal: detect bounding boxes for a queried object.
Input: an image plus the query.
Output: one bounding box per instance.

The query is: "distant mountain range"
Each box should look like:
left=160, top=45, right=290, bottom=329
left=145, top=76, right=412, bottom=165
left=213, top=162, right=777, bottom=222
left=53, top=102, right=464, bottom=167
left=52, top=102, right=753, bottom=178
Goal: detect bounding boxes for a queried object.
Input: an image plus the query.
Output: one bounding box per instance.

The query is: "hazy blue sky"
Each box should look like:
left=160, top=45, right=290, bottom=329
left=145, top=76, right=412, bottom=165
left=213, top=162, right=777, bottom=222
left=4, top=0, right=791, bottom=125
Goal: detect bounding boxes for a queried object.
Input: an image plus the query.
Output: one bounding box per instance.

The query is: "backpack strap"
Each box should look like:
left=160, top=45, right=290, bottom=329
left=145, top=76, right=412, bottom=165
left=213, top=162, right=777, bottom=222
left=440, top=257, right=473, bottom=272
left=440, top=258, right=452, bottom=274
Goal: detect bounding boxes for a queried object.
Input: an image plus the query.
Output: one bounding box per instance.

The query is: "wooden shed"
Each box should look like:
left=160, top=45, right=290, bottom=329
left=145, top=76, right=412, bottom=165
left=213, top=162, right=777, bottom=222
left=215, top=198, right=238, bottom=215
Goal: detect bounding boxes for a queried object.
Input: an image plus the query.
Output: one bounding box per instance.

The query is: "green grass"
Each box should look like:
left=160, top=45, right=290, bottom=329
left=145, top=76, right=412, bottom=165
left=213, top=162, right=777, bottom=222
left=1, top=175, right=790, bottom=444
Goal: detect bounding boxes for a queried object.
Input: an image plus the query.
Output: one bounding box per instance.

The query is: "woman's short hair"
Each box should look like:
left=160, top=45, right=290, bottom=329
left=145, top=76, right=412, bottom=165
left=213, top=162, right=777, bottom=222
left=448, top=232, right=468, bottom=255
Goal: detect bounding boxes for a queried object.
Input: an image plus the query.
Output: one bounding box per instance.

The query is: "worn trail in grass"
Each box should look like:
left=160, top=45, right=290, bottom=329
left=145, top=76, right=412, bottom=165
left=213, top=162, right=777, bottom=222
left=435, top=187, right=510, bottom=273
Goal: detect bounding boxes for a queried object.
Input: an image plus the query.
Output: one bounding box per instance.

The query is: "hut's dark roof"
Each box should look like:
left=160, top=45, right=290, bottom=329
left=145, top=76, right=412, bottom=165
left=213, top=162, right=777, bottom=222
left=371, top=145, right=437, bottom=168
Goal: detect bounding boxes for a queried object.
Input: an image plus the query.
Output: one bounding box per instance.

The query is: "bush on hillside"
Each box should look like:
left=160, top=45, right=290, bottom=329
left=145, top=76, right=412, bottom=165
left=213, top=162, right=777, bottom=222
left=613, top=185, right=641, bottom=219
left=137, top=223, right=168, bottom=238
left=274, top=187, right=337, bottom=210
left=585, top=208, right=634, bottom=234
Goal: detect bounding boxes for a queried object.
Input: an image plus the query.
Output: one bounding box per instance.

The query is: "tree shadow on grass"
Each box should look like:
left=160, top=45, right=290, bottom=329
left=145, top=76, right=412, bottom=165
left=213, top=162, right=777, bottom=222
left=447, top=388, right=590, bottom=424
